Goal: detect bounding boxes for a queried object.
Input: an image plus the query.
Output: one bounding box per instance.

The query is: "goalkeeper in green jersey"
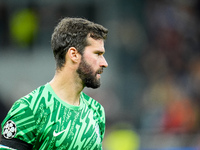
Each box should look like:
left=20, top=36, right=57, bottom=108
left=0, top=17, right=108, bottom=150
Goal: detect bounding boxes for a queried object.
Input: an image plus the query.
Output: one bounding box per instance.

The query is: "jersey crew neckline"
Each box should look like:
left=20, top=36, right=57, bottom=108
left=46, top=83, right=84, bottom=111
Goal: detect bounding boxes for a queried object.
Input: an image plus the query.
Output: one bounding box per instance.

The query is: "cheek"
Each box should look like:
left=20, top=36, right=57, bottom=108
left=85, top=55, right=98, bottom=66
left=90, top=58, right=98, bottom=65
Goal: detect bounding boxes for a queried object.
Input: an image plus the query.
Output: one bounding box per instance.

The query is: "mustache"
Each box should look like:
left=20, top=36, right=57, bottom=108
left=96, top=68, right=104, bottom=74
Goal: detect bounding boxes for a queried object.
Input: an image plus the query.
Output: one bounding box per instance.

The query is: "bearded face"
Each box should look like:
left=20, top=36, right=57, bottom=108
left=76, top=56, right=103, bottom=89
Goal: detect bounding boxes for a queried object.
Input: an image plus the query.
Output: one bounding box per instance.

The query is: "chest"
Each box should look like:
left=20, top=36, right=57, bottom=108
left=34, top=108, right=102, bottom=150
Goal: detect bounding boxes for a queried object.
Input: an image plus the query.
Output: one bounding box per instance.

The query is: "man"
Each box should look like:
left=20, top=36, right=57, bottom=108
left=0, top=17, right=108, bottom=150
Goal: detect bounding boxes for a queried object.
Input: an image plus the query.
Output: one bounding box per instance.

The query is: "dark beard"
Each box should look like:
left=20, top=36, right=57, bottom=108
left=76, top=57, right=103, bottom=89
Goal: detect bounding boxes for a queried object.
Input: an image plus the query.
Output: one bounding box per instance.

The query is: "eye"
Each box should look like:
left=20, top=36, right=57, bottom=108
left=95, top=52, right=103, bottom=56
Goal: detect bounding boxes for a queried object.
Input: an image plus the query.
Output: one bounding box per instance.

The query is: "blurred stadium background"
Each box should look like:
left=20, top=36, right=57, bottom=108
left=1, top=0, right=200, bottom=149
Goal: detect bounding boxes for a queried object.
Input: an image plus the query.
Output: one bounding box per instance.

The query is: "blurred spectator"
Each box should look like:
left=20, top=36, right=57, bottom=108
left=139, top=0, right=200, bottom=147
left=141, top=0, right=200, bottom=130
left=9, top=3, right=39, bottom=49
left=103, top=123, right=140, bottom=150
left=162, top=99, right=198, bottom=133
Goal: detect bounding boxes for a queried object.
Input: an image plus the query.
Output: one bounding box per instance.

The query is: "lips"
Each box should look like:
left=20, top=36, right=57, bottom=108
left=96, top=68, right=103, bottom=75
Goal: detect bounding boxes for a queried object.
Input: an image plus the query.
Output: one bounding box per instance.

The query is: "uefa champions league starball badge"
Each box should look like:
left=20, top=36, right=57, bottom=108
left=3, top=120, right=17, bottom=139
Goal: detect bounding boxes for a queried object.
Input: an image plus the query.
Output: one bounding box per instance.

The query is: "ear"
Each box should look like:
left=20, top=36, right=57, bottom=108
left=67, top=47, right=80, bottom=63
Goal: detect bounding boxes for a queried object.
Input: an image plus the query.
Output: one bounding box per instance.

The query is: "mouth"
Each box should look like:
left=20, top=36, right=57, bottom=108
left=96, top=68, right=103, bottom=78
left=96, top=68, right=103, bottom=75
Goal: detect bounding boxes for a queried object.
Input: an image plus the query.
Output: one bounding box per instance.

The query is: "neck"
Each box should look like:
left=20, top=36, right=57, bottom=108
left=49, top=69, right=84, bottom=106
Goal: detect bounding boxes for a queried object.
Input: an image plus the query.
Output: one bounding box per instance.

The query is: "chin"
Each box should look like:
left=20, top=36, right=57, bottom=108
left=86, top=82, right=101, bottom=89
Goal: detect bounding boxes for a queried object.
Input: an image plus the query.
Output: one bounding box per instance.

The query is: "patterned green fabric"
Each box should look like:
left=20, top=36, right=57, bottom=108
left=1, top=83, right=105, bottom=150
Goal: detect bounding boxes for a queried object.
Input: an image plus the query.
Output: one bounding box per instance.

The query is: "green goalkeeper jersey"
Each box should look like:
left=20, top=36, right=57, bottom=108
left=1, top=83, right=105, bottom=150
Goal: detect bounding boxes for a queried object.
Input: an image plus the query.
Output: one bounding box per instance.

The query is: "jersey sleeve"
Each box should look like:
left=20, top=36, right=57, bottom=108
left=1, top=99, right=37, bottom=146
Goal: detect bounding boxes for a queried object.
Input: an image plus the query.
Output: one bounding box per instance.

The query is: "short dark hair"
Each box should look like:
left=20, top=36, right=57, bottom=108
left=51, top=17, right=108, bottom=69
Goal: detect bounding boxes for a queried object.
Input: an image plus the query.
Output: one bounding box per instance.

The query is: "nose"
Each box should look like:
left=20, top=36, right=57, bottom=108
left=100, top=56, right=108, bottom=68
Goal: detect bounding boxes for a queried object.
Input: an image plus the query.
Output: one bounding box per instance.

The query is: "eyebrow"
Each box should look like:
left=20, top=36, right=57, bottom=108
left=94, top=50, right=105, bottom=54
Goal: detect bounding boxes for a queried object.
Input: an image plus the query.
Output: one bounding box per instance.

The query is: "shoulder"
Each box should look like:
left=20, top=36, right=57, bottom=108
left=1, top=84, right=48, bottom=128
left=23, top=84, right=47, bottom=103
left=1, top=98, right=37, bottom=145
left=1, top=84, right=49, bottom=144
left=21, top=83, right=54, bottom=111
left=81, top=92, right=105, bottom=116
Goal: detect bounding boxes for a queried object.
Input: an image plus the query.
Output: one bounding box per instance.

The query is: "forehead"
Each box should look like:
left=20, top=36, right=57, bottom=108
left=86, top=37, right=105, bottom=51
